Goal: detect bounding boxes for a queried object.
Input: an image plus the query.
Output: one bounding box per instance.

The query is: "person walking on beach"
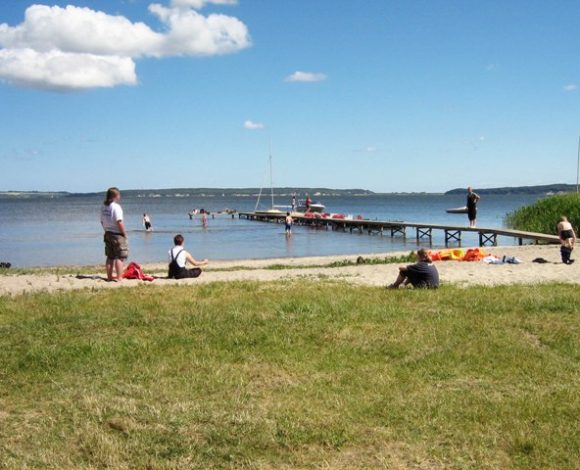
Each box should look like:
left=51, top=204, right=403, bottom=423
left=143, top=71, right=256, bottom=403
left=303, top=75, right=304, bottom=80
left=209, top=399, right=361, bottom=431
left=466, top=187, right=480, bottom=228
left=168, top=234, right=208, bottom=279
left=557, top=216, right=576, bottom=264
left=100, top=187, right=128, bottom=282
left=387, top=248, right=439, bottom=289
left=285, top=212, right=293, bottom=236
left=143, top=213, right=152, bottom=231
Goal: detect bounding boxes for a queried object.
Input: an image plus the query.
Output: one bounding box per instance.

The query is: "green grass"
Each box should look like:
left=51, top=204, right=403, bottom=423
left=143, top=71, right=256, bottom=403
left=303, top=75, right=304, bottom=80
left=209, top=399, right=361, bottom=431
left=506, top=193, right=580, bottom=234
left=0, top=282, right=578, bottom=469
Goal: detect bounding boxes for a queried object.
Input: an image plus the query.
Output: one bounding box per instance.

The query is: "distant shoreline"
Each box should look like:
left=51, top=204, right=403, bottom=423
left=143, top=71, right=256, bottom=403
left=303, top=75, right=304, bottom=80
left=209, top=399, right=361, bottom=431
left=0, top=183, right=576, bottom=199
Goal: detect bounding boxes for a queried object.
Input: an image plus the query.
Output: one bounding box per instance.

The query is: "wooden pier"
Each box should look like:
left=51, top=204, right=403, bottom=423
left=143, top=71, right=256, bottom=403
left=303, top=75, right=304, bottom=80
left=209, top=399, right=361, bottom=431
left=238, top=212, right=560, bottom=247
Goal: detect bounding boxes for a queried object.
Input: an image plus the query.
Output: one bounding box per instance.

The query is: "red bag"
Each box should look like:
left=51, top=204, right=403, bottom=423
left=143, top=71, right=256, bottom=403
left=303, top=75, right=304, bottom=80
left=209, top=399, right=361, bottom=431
left=122, top=262, right=155, bottom=282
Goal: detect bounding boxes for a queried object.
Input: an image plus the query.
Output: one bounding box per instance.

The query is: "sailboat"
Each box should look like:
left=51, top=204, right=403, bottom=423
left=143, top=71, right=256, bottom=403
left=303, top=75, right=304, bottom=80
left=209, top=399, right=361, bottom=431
left=254, top=145, right=286, bottom=216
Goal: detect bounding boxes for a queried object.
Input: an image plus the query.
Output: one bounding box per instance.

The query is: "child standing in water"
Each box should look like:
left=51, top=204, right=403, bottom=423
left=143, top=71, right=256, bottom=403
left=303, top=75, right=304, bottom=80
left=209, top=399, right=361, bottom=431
left=285, top=212, right=293, bottom=236
left=143, top=213, right=152, bottom=231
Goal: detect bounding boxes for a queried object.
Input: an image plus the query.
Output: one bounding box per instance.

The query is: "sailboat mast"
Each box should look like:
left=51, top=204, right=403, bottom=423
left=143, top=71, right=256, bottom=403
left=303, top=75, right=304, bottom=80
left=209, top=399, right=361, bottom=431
left=269, top=141, right=274, bottom=208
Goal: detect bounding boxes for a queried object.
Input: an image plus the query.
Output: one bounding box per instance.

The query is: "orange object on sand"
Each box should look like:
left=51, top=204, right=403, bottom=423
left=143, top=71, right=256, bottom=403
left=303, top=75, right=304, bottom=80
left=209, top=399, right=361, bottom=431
left=428, top=248, right=487, bottom=262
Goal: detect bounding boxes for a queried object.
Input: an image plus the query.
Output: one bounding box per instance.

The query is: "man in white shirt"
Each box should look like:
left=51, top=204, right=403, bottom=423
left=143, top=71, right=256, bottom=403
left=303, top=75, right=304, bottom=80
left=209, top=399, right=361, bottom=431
left=100, top=187, right=128, bottom=281
left=168, top=234, right=208, bottom=279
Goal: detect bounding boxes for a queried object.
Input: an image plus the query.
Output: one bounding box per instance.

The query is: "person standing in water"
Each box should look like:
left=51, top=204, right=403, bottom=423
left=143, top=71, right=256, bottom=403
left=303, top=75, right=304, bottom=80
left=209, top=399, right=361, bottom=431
left=143, top=213, right=152, bottom=231
left=100, top=187, right=128, bottom=282
left=557, top=216, right=576, bottom=264
left=285, top=212, right=293, bottom=236
left=466, top=187, right=480, bottom=228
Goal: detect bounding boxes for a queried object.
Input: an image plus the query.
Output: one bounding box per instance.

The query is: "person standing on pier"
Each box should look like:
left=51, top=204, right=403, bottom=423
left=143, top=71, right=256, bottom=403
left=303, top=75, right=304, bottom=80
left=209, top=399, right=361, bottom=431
left=291, top=193, right=296, bottom=212
left=466, top=187, right=480, bottom=228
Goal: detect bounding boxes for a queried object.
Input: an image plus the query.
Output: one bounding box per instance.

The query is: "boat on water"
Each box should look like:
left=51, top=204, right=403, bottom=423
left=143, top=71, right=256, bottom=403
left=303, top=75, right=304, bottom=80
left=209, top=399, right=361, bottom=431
left=296, top=201, right=326, bottom=214
left=446, top=206, right=468, bottom=214
left=253, top=146, right=326, bottom=216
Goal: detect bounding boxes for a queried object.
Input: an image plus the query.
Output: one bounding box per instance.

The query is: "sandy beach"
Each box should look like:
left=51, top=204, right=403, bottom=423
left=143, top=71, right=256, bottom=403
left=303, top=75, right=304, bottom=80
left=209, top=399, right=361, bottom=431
left=0, top=245, right=578, bottom=296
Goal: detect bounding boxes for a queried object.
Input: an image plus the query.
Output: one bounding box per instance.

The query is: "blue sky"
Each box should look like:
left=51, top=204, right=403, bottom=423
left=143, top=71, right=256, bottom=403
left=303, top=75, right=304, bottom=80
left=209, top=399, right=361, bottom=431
left=1, top=0, right=579, bottom=193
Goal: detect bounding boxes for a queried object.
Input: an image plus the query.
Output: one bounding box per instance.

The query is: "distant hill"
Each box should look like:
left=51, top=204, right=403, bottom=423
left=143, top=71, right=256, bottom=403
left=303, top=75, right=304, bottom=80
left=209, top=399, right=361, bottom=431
left=0, top=187, right=375, bottom=199
left=445, top=184, right=577, bottom=196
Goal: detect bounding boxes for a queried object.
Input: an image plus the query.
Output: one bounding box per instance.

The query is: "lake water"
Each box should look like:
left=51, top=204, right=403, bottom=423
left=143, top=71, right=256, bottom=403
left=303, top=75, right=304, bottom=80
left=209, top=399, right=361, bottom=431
left=0, top=193, right=542, bottom=267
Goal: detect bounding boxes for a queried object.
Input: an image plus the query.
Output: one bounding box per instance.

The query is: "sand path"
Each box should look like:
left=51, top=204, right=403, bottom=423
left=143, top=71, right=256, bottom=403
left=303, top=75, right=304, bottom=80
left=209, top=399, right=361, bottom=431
left=0, top=246, right=578, bottom=296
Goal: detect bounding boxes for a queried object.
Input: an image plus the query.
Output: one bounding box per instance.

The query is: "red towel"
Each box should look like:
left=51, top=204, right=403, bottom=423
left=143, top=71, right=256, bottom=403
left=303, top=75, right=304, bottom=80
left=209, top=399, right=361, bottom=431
left=122, top=262, right=155, bottom=282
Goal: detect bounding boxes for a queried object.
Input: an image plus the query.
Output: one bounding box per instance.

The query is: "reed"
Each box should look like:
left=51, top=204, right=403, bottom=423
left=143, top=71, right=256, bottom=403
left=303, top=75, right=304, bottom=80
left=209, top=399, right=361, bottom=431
left=506, top=193, right=580, bottom=234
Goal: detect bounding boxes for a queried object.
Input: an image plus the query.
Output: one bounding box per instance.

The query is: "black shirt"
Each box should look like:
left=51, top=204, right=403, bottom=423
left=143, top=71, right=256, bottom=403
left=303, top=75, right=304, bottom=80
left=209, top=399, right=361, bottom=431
left=404, top=261, right=440, bottom=288
left=467, top=192, right=479, bottom=210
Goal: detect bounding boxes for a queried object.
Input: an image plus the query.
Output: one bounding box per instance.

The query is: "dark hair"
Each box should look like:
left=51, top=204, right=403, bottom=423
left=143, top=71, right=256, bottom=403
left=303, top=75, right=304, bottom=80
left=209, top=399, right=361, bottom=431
left=104, top=187, right=120, bottom=206
left=174, top=234, right=184, bottom=246
left=417, top=248, right=431, bottom=261
left=286, top=212, right=290, bottom=216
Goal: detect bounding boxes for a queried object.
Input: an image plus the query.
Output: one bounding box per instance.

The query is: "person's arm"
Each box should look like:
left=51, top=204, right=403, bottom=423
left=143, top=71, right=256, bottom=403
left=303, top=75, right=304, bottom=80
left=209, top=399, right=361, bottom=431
left=185, top=252, right=208, bottom=267
left=474, top=192, right=480, bottom=201
left=117, top=220, right=127, bottom=238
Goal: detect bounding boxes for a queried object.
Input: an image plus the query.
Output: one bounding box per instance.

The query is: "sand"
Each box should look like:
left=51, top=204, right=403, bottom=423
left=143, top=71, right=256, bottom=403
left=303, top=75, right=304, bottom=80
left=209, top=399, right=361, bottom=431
left=0, top=245, right=578, bottom=296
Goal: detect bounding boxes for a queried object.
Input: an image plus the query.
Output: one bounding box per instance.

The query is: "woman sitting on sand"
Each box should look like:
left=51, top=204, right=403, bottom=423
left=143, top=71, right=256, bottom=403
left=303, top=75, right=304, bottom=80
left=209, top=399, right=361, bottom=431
left=557, top=216, right=576, bottom=264
left=168, top=234, right=208, bottom=279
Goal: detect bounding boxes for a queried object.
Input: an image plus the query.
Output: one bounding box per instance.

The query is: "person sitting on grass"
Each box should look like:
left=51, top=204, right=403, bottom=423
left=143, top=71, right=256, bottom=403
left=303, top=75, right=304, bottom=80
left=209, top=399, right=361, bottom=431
left=387, top=248, right=439, bottom=289
left=168, top=234, right=208, bottom=279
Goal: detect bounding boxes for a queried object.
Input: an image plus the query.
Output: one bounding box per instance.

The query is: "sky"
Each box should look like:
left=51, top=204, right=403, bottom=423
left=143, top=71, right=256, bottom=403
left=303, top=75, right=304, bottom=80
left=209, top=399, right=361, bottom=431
left=1, top=0, right=579, bottom=193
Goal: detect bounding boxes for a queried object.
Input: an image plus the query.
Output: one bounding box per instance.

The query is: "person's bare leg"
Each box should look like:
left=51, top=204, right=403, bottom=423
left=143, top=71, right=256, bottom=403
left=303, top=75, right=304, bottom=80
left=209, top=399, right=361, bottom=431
left=114, top=259, right=124, bottom=281
left=388, top=273, right=407, bottom=289
left=106, top=258, right=114, bottom=281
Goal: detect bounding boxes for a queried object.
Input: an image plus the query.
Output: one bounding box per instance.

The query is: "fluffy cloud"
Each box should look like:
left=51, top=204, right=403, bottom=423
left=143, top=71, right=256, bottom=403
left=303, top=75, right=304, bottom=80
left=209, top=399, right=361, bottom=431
left=171, top=0, right=238, bottom=9
left=563, top=84, right=577, bottom=92
left=285, top=71, right=327, bottom=82
left=243, top=120, right=264, bottom=130
left=0, top=48, right=136, bottom=90
left=0, top=2, right=250, bottom=91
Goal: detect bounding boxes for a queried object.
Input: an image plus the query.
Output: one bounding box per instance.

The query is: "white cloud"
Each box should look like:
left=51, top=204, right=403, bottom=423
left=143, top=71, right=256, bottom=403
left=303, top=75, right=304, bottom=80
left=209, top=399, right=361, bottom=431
left=563, top=84, right=577, bottom=92
left=0, top=48, right=136, bottom=90
left=243, top=120, right=264, bottom=130
left=149, top=4, right=250, bottom=57
left=365, top=146, right=377, bottom=153
left=171, top=0, right=238, bottom=9
left=285, top=71, right=327, bottom=82
left=0, top=2, right=250, bottom=91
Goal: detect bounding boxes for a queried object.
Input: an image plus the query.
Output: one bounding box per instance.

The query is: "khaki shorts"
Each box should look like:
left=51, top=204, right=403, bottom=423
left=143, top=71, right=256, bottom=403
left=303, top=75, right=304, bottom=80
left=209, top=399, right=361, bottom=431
left=104, top=232, right=128, bottom=260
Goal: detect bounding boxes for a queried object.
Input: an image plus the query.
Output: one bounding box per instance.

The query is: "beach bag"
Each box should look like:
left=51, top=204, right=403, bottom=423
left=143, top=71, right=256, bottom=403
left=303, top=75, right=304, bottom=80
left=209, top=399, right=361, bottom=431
left=168, top=249, right=184, bottom=279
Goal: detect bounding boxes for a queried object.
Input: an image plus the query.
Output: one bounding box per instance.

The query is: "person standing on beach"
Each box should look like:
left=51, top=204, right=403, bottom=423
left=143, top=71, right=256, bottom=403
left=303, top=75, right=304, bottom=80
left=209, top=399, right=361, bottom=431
left=143, top=213, right=152, bottom=231
left=466, top=187, right=480, bottom=228
left=285, top=212, right=293, bottom=236
left=557, top=216, right=576, bottom=264
left=100, top=187, right=128, bottom=282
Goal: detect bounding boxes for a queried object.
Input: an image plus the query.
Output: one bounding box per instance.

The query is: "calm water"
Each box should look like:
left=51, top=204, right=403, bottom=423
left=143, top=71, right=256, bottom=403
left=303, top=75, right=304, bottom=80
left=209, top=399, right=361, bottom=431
left=0, top=193, right=542, bottom=267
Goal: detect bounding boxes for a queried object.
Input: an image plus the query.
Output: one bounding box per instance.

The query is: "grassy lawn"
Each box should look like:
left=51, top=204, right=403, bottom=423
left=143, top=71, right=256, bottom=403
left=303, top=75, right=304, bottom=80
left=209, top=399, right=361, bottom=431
left=0, top=282, right=578, bottom=469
